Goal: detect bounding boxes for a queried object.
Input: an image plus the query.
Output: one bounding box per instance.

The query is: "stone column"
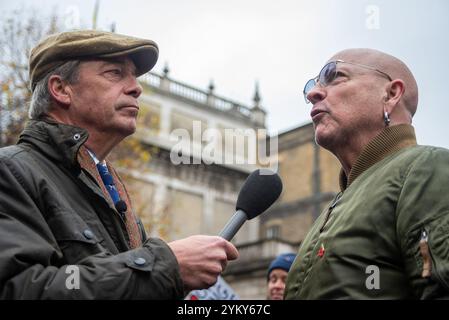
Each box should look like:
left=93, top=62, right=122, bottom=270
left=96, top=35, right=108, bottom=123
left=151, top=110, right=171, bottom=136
left=151, top=181, right=168, bottom=238
left=160, top=104, right=172, bottom=137
left=202, top=190, right=215, bottom=234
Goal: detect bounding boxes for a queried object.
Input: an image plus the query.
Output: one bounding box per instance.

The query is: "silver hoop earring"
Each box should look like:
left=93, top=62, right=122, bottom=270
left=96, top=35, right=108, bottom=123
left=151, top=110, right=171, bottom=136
left=384, top=111, right=391, bottom=126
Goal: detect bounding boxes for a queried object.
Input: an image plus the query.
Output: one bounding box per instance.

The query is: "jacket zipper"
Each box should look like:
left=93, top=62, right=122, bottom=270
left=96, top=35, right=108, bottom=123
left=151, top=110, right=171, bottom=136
left=295, top=192, right=343, bottom=297
left=419, top=230, right=432, bottom=278
left=319, top=192, right=343, bottom=233
left=420, top=228, right=449, bottom=290
left=296, top=193, right=341, bottom=293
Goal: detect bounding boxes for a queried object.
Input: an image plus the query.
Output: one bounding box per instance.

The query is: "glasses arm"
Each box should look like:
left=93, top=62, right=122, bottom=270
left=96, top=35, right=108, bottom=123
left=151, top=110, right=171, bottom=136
left=336, top=60, right=392, bottom=81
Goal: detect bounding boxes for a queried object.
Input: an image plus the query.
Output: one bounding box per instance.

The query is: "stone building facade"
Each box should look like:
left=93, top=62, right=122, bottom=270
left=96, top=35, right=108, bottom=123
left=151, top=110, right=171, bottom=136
left=126, top=68, right=341, bottom=299
left=126, top=66, right=268, bottom=247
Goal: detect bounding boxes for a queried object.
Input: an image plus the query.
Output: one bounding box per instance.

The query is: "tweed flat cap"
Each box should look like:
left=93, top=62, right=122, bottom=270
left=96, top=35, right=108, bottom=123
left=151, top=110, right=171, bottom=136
left=29, top=30, right=159, bottom=91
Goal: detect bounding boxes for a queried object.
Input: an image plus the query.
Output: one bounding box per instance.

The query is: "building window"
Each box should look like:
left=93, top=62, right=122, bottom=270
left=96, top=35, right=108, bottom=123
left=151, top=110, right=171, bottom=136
left=139, top=102, right=160, bottom=132
left=266, top=225, right=281, bottom=239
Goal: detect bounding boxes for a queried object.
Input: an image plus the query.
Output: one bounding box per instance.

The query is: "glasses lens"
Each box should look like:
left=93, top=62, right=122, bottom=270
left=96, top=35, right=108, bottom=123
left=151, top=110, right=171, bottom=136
left=319, top=61, right=337, bottom=86
left=303, top=79, right=316, bottom=103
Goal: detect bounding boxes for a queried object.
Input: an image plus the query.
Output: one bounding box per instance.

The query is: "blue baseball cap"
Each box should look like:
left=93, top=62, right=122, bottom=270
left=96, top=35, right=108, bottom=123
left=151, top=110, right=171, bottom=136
left=267, top=253, right=296, bottom=280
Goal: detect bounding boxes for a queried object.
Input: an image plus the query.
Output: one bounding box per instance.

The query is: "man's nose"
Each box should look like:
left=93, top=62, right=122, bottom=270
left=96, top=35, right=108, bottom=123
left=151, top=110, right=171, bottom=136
left=306, top=84, right=326, bottom=105
left=125, top=75, right=143, bottom=98
left=273, top=279, right=285, bottom=289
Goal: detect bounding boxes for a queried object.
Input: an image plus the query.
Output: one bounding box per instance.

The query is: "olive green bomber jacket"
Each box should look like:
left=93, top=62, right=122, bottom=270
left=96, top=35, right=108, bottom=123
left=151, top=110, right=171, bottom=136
left=285, top=124, right=449, bottom=299
left=0, top=120, right=184, bottom=299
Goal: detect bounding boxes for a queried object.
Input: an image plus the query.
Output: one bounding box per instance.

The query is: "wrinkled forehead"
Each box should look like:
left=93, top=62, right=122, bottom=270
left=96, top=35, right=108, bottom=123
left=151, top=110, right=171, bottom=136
left=80, top=57, right=138, bottom=73
left=328, top=49, right=385, bottom=70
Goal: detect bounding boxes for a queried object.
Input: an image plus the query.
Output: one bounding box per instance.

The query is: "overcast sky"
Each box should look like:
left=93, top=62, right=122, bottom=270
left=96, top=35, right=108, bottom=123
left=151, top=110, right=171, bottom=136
left=3, top=0, right=449, bottom=148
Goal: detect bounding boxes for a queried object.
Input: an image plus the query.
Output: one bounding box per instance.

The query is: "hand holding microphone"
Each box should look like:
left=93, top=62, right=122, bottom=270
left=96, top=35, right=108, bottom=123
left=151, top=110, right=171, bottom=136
left=169, top=235, right=239, bottom=291
left=169, top=169, right=283, bottom=291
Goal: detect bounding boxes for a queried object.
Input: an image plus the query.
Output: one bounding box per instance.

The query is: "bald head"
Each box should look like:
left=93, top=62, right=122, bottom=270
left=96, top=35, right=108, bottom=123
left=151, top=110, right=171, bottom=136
left=330, top=48, right=418, bottom=117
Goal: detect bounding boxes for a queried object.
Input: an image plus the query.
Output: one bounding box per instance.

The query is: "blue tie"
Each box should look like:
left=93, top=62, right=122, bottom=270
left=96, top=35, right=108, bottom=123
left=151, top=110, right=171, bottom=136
left=96, top=163, right=120, bottom=205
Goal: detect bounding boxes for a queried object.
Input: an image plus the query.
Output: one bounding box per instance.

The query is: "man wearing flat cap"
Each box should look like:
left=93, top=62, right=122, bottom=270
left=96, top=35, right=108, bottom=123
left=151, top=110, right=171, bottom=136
left=0, top=30, right=238, bottom=299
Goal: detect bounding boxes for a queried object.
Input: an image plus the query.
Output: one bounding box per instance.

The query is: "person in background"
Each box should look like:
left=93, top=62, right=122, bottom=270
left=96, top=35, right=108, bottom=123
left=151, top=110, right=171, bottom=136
left=267, top=253, right=296, bottom=300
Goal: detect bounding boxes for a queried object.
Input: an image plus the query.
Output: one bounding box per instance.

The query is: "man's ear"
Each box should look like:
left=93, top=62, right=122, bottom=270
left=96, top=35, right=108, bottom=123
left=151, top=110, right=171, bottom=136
left=48, top=75, right=72, bottom=107
left=384, top=79, right=405, bottom=112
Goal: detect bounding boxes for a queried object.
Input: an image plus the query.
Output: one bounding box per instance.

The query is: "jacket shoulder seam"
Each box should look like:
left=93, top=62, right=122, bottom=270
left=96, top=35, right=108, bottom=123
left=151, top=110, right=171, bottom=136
left=0, top=145, right=27, bottom=160
left=0, top=146, right=35, bottom=198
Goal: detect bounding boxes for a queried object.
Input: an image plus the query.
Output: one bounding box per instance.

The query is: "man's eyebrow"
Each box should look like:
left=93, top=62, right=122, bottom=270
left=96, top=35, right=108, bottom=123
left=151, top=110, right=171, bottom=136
left=99, top=59, right=137, bottom=75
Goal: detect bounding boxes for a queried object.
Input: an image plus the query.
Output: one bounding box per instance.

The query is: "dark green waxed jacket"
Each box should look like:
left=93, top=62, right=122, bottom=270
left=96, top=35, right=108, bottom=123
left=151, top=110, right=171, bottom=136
left=0, top=120, right=184, bottom=299
left=285, top=125, right=449, bottom=299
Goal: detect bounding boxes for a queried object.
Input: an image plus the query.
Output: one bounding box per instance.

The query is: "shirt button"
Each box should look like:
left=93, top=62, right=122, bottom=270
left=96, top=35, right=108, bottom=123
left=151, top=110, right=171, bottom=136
left=83, top=229, right=94, bottom=240
left=134, top=257, right=146, bottom=266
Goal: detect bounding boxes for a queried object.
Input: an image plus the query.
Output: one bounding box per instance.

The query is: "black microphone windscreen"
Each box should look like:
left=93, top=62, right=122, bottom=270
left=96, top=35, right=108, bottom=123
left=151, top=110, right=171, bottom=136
left=236, top=169, right=283, bottom=219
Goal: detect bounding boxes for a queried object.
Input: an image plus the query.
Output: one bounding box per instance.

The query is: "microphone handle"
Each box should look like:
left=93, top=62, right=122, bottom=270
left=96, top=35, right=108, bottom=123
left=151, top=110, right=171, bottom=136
left=219, top=209, right=248, bottom=241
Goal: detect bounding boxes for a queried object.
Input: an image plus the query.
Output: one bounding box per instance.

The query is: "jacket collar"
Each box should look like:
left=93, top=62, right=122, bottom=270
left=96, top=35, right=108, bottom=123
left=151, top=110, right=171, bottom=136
left=339, top=124, right=417, bottom=191
left=18, top=120, right=89, bottom=168
left=18, top=120, right=143, bottom=248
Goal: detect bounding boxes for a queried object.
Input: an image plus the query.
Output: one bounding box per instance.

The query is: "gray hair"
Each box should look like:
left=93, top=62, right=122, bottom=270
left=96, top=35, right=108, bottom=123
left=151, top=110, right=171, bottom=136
left=29, top=60, right=81, bottom=119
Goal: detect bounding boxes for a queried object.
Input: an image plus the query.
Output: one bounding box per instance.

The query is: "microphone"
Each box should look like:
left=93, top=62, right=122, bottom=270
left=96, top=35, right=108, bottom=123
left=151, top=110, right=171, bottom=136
left=219, top=169, right=283, bottom=241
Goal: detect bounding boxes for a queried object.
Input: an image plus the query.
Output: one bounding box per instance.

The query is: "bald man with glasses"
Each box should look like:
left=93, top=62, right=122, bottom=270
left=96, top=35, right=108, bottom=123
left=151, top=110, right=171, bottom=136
left=285, top=48, right=449, bottom=299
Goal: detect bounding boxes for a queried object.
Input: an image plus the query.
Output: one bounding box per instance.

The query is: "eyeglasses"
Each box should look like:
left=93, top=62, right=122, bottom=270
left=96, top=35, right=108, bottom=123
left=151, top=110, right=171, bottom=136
left=303, top=60, right=392, bottom=104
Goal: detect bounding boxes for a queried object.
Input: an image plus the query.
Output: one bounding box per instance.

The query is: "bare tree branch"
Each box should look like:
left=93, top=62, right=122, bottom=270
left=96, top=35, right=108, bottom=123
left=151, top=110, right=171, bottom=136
left=0, top=8, right=62, bottom=146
